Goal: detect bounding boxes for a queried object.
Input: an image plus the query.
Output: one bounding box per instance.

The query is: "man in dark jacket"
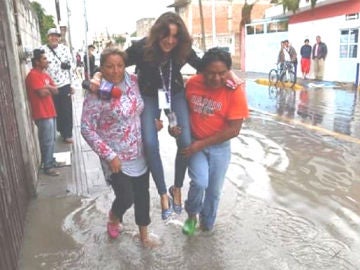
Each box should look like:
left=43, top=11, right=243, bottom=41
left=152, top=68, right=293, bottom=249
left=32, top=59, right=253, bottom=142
left=83, top=44, right=96, bottom=79
left=312, top=35, right=327, bottom=80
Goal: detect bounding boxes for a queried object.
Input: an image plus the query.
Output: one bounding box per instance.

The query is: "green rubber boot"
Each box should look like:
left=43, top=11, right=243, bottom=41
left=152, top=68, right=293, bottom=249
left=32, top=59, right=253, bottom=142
left=182, top=218, right=197, bottom=236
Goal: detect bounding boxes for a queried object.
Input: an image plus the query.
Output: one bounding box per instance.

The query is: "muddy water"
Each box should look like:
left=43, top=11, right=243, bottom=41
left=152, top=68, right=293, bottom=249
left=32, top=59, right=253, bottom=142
left=20, top=82, right=360, bottom=269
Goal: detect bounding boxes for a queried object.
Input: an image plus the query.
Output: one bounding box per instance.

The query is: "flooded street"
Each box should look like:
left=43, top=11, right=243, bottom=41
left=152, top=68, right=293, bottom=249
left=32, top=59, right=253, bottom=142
left=19, top=78, right=360, bottom=269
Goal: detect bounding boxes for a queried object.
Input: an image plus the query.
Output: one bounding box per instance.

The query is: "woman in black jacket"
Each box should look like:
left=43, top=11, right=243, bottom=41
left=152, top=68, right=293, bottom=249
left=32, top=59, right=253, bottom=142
left=125, top=12, right=201, bottom=220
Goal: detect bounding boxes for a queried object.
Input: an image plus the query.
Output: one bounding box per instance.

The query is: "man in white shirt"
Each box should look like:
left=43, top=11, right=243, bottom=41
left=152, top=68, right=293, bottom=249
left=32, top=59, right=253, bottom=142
left=42, top=28, right=75, bottom=143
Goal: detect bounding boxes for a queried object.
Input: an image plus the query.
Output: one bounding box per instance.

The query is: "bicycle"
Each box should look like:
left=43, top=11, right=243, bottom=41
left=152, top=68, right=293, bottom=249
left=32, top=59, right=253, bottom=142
left=268, top=63, right=281, bottom=86
left=279, top=61, right=296, bottom=88
left=268, top=61, right=296, bottom=88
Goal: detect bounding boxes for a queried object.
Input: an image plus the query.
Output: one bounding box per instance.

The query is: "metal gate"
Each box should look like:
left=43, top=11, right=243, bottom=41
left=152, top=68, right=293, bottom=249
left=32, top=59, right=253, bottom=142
left=0, top=1, right=31, bottom=269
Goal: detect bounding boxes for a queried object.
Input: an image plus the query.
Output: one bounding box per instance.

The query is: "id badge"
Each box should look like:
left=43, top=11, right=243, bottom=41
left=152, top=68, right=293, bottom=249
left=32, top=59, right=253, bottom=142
left=158, top=89, right=170, bottom=109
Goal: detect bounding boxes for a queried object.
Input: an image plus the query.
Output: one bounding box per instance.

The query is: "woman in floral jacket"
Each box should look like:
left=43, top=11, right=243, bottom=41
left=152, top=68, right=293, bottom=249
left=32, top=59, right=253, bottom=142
left=81, top=47, right=158, bottom=247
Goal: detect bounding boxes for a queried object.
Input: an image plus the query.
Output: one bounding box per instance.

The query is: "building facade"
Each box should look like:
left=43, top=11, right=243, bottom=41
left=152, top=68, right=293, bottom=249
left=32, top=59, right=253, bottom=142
left=169, top=0, right=271, bottom=69
left=245, top=0, right=360, bottom=83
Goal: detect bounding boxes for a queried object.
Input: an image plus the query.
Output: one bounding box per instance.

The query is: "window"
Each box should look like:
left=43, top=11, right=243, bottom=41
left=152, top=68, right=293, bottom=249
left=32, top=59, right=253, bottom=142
left=267, top=21, right=288, bottom=33
left=255, top=24, right=264, bottom=34
left=339, top=28, right=358, bottom=58
left=246, top=25, right=254, bottom=35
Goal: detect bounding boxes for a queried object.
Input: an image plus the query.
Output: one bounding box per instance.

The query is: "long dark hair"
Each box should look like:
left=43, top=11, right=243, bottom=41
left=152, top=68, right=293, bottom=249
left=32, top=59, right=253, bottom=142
left=144, top=12, right=192, bottom=65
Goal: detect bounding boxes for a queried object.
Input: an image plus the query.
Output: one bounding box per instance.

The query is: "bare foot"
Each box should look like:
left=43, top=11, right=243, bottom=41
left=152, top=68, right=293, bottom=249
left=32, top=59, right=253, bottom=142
left=160, top=194, right=170, bottom=210
left=141, top=235, right=162, bottom=248
left=138, top=226, right=162, bottom=248
left=171, top=186, right=181, bottom=206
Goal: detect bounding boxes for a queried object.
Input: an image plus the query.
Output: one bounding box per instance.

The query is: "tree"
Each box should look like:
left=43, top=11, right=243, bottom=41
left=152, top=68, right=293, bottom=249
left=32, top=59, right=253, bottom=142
left=113, top=35, right=126, bottom=46
left=271, top=0, right=318, bottom=13
left=30, top=1, right=56, bottom=43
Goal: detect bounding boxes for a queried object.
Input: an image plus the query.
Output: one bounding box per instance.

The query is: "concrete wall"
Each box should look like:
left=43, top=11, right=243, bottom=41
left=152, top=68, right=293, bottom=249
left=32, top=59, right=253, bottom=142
left=290, top=16, right=360, bottom=82
left=245, top=29, right=288, bottom=73
left=0, top=0, right=41, bottom=268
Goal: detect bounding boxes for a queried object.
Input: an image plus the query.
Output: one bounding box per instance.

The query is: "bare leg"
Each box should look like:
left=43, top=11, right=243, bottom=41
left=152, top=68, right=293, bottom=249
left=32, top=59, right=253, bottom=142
left=139, top=226, right=160, bottom=248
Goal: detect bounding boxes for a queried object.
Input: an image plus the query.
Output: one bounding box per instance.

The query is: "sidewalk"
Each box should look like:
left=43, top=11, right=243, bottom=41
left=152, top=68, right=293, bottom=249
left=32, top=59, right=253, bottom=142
left=18, top=87, right=109, bottom=269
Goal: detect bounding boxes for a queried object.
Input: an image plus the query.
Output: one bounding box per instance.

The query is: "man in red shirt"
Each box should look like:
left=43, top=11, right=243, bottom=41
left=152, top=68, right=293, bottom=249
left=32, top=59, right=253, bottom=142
left=26, top=49, right=60, bottom=176
left=181, top=47, right=249, bottom=235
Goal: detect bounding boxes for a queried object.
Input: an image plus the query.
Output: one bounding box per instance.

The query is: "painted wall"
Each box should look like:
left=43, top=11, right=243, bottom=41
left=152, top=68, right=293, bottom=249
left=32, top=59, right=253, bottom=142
left=245, top=30, right=288, bottom=74
left=245, top=0, right=360, bottom=82
left=290, top=15, right=360, bottom=82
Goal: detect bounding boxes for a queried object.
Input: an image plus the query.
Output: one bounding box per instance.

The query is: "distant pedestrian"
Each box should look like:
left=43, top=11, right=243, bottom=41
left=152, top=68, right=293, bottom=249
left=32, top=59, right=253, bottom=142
left=42, top=28, right=75, bottom=144
left=25, top=49, right=61, bottom=176
left=283, top=40, right=298, bottom=76
left=312, top=35, right=327, bottom=80
left=300, top=39, right=312, bottom=79
left=277, top=41, right=288, bottom=69
left=83, top=44, right=96, bottom=80
left=179, top=48, right=249, bottom=235
left=76, top=52, right=82, bottom=67
left=81, top=47, right=159, bottom=247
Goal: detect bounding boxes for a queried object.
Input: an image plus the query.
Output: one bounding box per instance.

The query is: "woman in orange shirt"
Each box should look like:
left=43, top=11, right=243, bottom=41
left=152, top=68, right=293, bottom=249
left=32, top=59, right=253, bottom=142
left=179, top=48, right=249, bottom=235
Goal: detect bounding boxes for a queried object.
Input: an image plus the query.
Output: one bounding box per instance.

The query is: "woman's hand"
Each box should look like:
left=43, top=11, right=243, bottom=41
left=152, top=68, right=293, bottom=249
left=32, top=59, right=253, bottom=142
left=168, top=126, right=182, bottom=138
left=228, top=70, right=244, bottom=86
left=181, top=140, right=203, bottom=157
left=155, top=119, right=163, bottom=131
left=109, top=156, right=121, bottom=173
left=89, top=72, right=102, bottom=93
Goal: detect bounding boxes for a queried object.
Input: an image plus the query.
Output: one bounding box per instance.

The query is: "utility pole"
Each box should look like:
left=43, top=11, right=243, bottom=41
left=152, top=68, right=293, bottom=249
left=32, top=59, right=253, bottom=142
left=198, top=0, right=206, bottom=51
left=65, top=0, right=73, bottom=52
left=211, top=0, right=216, bottom=47
left=83, top=0, right=90, bottom=80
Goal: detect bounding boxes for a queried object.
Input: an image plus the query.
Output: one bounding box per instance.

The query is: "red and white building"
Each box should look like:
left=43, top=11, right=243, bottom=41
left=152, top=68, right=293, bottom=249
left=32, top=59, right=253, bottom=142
left=245, top=0, right=360, bottom=82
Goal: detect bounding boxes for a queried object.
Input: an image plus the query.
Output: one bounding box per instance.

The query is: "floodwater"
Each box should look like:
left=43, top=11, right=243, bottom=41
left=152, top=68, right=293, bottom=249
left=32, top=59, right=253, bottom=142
left=19, top=80, right=360, bottom=270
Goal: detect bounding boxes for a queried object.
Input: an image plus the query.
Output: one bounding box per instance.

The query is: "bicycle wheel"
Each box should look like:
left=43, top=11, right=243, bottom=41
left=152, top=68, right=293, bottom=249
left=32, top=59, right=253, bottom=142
left=280, top=70, right=296, bottom=88
left=268, top=69, right=279, bottom=85
left=268, top=85, right=278, bottom=99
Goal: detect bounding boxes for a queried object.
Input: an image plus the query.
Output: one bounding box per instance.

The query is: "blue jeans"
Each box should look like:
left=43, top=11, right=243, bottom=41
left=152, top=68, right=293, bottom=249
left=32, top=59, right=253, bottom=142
left=35, top=118, right=56, bottom=169
left=185, top=140, right=231, bottom=230
left=141, top=91, right=191, bottom=195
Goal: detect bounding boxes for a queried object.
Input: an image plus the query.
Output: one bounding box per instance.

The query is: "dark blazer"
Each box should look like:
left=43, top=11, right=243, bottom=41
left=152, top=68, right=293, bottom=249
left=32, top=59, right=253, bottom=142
left=312, top=42, right=327, bottom=60
left=125, top=38, right=201, bottom=97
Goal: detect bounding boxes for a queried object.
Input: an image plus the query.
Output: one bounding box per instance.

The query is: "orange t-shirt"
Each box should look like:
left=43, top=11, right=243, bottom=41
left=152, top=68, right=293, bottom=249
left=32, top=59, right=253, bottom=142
left=186, top=74, right=249, bottom=139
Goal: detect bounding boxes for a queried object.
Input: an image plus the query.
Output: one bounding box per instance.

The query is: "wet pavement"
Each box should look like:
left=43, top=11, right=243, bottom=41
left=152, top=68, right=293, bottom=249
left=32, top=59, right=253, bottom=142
left=18, top=73, right=360, bottom=270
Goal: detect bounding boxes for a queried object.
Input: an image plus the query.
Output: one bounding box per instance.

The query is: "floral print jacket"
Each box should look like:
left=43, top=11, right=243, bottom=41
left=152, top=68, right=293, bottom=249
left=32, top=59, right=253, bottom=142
left=80, top=73, right=145, bottom=175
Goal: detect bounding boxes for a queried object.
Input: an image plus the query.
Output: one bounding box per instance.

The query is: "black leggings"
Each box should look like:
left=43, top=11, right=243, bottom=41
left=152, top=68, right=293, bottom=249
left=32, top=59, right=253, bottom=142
left=53, top=84, right=73, bottom=139
left=109, top=170, right=150, bottom=226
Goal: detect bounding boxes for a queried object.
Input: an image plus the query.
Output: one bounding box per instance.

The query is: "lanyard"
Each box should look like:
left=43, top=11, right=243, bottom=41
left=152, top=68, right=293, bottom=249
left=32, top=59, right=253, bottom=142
left=159, top=58, right=173, bottom=110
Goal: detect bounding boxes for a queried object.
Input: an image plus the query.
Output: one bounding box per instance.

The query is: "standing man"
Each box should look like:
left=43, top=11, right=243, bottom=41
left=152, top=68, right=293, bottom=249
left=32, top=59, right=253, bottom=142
left=26, top=49, right=60, bottom=176
left=83, top=44, right=96, bottom=80
left=42, top=28, right=75, bottom=143
left=300, top=39, right=312, bottom=79
left=283, top=40, right=298, bottom=76
left=312, top=35, right=327, bottom=80
left=179, top=48, right=249, bottom=235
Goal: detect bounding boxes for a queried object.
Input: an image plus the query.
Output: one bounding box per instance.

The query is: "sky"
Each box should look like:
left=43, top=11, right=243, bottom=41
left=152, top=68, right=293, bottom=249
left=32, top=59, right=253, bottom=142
left=34, top=0, right=173, bottom=49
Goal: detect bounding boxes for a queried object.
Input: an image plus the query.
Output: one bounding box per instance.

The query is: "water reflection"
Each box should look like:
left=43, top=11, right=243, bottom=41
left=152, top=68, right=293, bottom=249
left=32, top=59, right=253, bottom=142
left=247, top=80, right=360, bottom=139
left=297, top=89, right=324, bottom=125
